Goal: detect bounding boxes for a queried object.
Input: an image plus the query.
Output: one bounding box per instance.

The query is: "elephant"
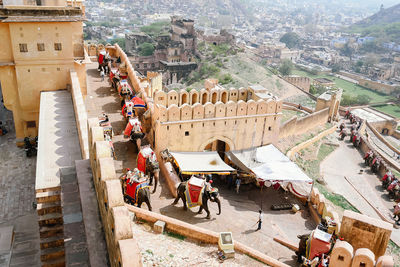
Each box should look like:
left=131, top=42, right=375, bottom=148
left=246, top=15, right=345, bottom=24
left=124, top=185, right=152, bottom=211
left=296, top=233, right=309, bottom=263
left=121, top=173, right=152, bottom=211
left=172, top=182, right=221, bottom=219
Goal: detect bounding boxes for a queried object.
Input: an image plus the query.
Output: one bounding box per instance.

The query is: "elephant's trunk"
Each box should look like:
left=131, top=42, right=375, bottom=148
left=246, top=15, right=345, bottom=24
left=216, top=198, right=221, bottom=215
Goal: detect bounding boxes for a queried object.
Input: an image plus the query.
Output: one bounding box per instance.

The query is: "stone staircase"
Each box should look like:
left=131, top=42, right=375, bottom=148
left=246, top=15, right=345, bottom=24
left=36, top=188, right=65, bottom=267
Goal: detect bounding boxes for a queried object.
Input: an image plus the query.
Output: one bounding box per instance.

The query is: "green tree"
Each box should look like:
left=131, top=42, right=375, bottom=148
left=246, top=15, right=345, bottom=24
left=340, top=42, right=355, bottom=61
left=279, top=32, right=300, bottom=49
left=278, top=60, right=293, bottom=76
left=331, top=64, right=341, bottom=73
left=138, top=42, right=155, bottom=56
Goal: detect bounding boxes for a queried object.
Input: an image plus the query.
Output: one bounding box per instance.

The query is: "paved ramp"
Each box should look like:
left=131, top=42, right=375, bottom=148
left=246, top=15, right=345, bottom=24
left=36, top=90, right=82, bottom=191
left=35, top=90, right=83, bottom=266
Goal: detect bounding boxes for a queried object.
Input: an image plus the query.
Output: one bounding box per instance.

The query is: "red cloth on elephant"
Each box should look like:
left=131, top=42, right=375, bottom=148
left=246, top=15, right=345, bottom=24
left=137, top=152, right=146, bottom=173
left=126, top=180, right=148, bottom=204
left=188, top=182, right=202, bottom=204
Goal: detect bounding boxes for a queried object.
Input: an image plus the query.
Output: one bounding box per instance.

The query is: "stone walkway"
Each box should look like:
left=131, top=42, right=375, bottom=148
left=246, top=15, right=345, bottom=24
left=85, top=62, right=316, bottom=266
left=0, top=101, right=40, bottom=266
left=321, top=129, right=400, bottom=247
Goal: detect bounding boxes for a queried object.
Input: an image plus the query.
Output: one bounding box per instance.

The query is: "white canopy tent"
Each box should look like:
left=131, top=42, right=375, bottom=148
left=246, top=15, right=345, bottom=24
left=170, top=151, right=235, bottom=175
left=226, top=144, right=313, bottom=198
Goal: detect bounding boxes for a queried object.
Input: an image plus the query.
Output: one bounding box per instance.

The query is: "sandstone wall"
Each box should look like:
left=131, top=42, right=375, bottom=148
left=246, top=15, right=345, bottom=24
left=70, top=70, right=89, bottom=159
left=338, top=71, right=396, bottom=95
left=279, top=108, right=329, bottom=138
left=88, top=119, right=142, bottom=267
left=153, top=97, right=283, bottom=152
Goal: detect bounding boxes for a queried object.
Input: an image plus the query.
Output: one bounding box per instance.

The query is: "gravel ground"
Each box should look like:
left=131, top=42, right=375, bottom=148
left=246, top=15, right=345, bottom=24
left=130, top=215, right=265, bottom=267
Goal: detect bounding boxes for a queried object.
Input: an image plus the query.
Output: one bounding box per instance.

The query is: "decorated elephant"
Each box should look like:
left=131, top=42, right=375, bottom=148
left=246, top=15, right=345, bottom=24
left=121, top=169, right=152, bottom=211
left=172, top=177, right=221, bottom=219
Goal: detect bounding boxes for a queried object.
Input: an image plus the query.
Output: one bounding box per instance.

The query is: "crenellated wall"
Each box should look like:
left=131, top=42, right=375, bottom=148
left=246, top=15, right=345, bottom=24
left=152, top=93, right=283, bottom=152
left=87, top=118, right=142, bottom=267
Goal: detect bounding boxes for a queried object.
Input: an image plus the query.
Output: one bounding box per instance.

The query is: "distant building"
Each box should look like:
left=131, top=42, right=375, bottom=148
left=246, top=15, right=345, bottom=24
left=128, top=16, right=197, bottom=84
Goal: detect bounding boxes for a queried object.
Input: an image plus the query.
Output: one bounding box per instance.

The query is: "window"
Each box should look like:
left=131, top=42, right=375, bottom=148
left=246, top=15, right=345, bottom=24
left=268, top=126, right=272, bottom=131
left=185, top=131, right=189, bottom=136
left=57, top=68, right=61, bottom=71
left=27, top=121, right=36, bottom=128
left=151, top=63, right=155, bottom=68
left=54, top=43, right=62, bottom=51
left=338, top=256, right=344, bottom=261
left=144, top=63, right=147, bottom=68
left=37, top=43, right=45, bottom=51
left=19, top=43, right=28, bottom=52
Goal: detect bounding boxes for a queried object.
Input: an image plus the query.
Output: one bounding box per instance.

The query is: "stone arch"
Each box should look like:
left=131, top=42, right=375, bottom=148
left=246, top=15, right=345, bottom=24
left=220, top=89, right=228, bottom=104
left=215, top=102, right=226, bottom=118
left=179, top=89, right=189, bottom=106
left=204, top=102, right=215, bottom=118
left=247, top=99, right=257, bottom=115
left=257, top=99, right=267, bottom=114
left=237, top=100, right=247, bottom=116
left=192, top=103, right=204, bottom=119
left=210, top=89, right=219, bottom=104
left=167, top=104, right=180, bottom=121
left=180, top=104, right=192, bottom=120
left=167, top=90, right=179, bottom=107
left=226, top=101, right=237, bottom=117
left=229, top=88, right=239, bottom=102
left=200, top=89, right=209, bottom=105
left=190, top=89, right=199, bottom=105
left=199, top=135, right=235, bottom=152
left=154, top=91, right=167, bottom=106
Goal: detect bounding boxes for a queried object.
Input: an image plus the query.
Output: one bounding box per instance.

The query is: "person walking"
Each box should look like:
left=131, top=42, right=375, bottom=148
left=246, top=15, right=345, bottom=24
left=256, top=210, right=263, bottom=231
left=235, top=178, right=241, bottom=194
left=100, top=68, right=105, bottom=82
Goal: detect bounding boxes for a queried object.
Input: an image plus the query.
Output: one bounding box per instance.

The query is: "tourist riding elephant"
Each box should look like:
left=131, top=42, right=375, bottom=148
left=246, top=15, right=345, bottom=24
left=172, top=181, right=221, bottom=219
left=121, top=169, right=152, bottom=211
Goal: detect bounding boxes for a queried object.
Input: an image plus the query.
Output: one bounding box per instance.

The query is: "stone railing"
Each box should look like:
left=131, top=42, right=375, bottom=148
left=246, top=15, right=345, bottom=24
left=70, top=70, right=89, bottom=159
left=87, top=118, right=141, bottom=267
left=330, top=240, right=393, bottom=267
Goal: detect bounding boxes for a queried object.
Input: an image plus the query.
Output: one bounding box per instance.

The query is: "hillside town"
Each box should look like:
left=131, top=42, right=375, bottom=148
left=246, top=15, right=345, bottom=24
left=1, top=0, right=400, bottom=267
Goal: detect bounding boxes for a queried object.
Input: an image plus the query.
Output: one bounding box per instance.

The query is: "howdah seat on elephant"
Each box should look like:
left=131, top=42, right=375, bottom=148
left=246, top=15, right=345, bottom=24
left=172, top=176, right=221, bottom=219
left=121, top=169, right=152, bottom=210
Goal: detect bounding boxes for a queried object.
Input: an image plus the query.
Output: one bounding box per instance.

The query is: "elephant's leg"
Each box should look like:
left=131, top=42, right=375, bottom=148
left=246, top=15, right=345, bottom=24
left=203, top=202, right=210, bottom=219
left=152, top=171, right=159, bottom=194
left=181, top=193, right=188, bottom=211
left=172, top=195, right=180, bottom=205
left=137, top=199, right=143, bottom=208
left=146, top=197, right=152, bottom=211
left=136, top=138, right=142, bottom=150
left=197, top=206, right=203, bottom=214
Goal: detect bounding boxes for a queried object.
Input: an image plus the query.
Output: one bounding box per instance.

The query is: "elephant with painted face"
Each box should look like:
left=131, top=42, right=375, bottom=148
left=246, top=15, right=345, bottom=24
left=172, top=180, right=221, bottom=219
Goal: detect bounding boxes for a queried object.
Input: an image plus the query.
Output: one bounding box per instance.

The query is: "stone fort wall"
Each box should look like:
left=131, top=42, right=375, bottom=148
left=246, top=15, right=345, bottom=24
left=153, top=90, right=283, bottom=152
left=279, top=108, right=330, bottom=139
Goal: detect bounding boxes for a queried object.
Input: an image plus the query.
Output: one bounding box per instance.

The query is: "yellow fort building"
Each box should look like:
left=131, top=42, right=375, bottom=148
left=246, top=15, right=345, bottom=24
left=0, top=0, right=86, bottom=140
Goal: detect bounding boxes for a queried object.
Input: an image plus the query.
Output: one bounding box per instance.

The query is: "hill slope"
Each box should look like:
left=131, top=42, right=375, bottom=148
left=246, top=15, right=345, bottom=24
left=355, top=4, right=400, bottom=26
